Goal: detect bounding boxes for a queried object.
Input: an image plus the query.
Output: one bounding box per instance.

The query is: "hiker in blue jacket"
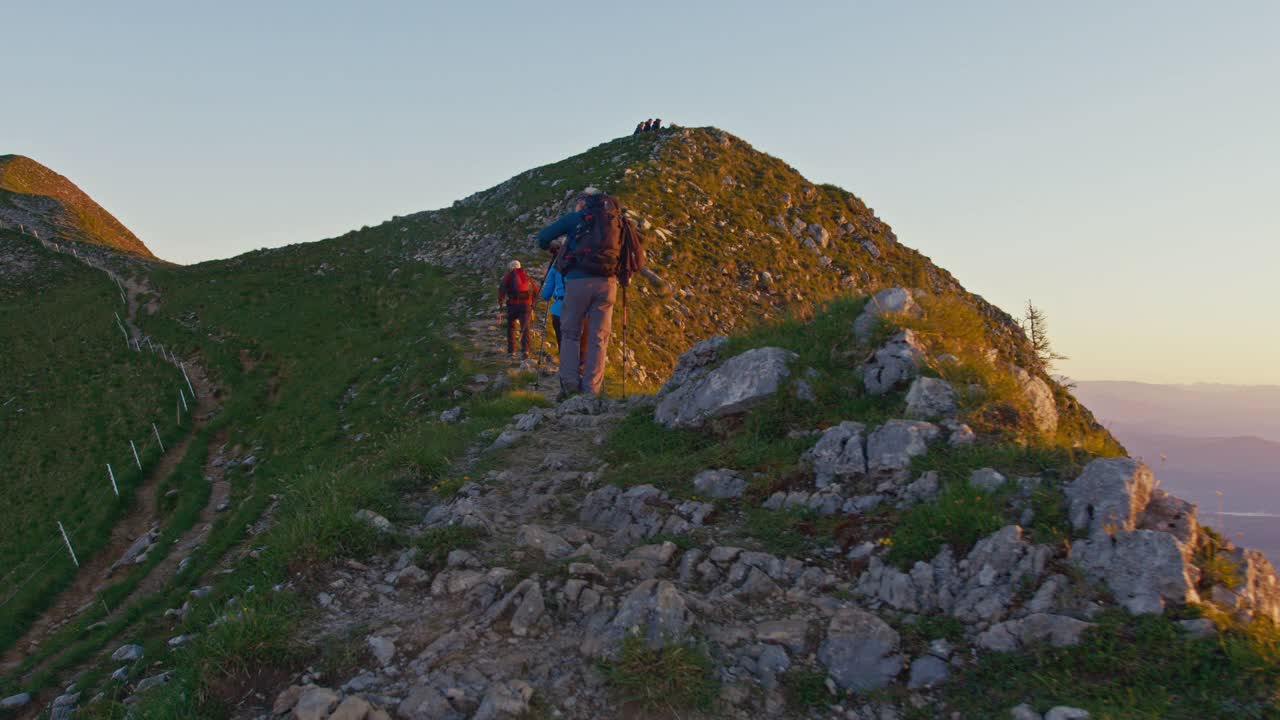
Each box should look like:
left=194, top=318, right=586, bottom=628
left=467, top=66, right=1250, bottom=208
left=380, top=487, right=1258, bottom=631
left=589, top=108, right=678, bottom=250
left=540, top=240, right=587, bottom=373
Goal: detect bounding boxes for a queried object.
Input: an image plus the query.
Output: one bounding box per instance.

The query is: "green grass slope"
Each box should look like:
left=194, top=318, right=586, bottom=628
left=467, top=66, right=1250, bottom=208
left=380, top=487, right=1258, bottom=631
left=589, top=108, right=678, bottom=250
left=0, top=230, right=183, bottom=653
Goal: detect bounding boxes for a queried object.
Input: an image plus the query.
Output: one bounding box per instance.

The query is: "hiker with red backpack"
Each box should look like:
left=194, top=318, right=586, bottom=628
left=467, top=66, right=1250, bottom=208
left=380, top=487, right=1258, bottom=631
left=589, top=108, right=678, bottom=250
left=536, top=187, right=645, bottom=399
left=498, top=260, right=539, bottom=360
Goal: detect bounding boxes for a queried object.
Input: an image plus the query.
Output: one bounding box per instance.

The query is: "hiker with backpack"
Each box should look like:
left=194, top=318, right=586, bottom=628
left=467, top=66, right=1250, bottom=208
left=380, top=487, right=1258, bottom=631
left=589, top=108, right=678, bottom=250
left=539, top=240, right=588, bottom=377
left=536, top=187, right=645, bottom=399
left=498, top=260, right=539, bottom=360
left=652, top=118, right=662, bottom=131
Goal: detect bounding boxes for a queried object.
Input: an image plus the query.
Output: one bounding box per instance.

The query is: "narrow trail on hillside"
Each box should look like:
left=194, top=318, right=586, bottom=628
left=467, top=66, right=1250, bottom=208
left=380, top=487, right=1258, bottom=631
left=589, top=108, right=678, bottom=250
left=1, top=243, right=228, bottom=689
left=237, top=316, right=635, bottom=719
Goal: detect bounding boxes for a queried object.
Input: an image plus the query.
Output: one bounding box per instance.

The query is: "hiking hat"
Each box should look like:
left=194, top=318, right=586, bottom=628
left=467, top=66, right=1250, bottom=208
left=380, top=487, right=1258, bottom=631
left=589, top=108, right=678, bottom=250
left=580, top=186, right=602, bottom=198
left=508, top=260, right=521, bottom=270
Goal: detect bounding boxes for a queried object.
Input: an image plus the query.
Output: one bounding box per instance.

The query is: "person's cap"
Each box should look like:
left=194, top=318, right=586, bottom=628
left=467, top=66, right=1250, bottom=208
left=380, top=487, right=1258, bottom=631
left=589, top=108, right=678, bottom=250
left=508, top=260, right=521, bottom=270
left=580, top=186, right=602, bottom=197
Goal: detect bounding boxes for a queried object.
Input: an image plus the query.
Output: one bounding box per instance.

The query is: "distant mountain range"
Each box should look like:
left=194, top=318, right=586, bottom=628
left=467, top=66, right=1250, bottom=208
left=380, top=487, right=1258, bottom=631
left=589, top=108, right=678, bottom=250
left=1074, top=381, right=1280, bottom=559
left=1073, top=380, right=1280, bottom=443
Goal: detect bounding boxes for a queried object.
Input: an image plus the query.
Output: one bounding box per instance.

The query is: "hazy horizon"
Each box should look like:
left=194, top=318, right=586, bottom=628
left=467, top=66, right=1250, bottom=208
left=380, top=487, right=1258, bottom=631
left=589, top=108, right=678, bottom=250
left=5, top=1, right=1277, bottom=385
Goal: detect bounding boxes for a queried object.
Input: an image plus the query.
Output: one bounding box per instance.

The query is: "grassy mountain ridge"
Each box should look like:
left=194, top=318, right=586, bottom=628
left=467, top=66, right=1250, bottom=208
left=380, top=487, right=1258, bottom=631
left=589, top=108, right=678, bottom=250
left=336, top=126, right=1113, bottom=446
left=0, top=127, right=1137, bottom=714
left=0, top=154, right=154, bottom=259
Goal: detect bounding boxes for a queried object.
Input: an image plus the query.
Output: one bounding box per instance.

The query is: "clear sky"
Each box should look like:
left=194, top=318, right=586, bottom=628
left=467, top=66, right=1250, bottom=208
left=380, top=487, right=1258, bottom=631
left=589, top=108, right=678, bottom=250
left=6, top=1, right=1278, bottom=384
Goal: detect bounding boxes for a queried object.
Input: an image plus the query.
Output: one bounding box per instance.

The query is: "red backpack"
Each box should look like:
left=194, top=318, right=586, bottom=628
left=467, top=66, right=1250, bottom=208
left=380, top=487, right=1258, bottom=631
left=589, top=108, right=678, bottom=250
left=506, top=268, right=535, bottom=303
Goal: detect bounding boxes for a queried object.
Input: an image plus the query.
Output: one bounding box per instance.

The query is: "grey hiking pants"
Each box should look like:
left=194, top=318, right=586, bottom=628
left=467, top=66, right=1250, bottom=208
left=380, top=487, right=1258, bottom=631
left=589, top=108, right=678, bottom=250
left=559, top=276, right=617, bottom=396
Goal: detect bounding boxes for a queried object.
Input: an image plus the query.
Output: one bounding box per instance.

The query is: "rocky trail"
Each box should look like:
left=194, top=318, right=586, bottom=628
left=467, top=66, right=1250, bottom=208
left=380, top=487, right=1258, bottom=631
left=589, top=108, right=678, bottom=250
left=245, top=293, right=1280, bottom=720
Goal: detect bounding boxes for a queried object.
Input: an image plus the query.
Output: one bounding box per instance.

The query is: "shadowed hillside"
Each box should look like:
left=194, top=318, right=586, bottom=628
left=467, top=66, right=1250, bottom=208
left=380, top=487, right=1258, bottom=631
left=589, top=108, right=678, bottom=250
left=0, top=155, right=154, bottom=259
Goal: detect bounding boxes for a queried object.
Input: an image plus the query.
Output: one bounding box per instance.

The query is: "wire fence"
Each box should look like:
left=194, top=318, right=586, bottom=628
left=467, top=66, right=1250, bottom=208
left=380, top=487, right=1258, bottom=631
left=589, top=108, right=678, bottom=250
left=0, top=226, right=203, bottom=624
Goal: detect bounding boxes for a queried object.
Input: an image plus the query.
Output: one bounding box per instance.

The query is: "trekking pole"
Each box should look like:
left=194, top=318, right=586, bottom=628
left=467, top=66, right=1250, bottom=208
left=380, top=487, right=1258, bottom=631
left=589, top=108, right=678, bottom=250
left=536, top=306, right=552, bottom=371
left=621, top=284, right=629, bottom=398
left=534, top=257, right=555, bottom=371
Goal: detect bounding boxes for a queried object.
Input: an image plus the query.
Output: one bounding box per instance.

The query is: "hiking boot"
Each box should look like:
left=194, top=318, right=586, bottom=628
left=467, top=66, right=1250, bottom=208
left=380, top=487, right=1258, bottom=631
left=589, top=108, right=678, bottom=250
left=555, top=387, right=578, bottom=403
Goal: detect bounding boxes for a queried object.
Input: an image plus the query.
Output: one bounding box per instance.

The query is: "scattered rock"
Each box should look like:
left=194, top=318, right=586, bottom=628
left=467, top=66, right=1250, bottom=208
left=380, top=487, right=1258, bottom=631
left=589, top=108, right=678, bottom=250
left=1070, top=529, right=1199, bottom=614
left=1064, top=458, right=1154, bottom=537
left=904, top=377, right=958, bottom=419
left=0, top=694, right=30, bottom=710
left=111, top=643, right=144, bottom=662
left=1176, top=617, right=1216, bottom=639
left=657, top=335, right=728, bottom=397
left=969, top=467, right=1006, bottom=491
left=818, top=607, right=903, bottom=692
left=863, top=331, right=927, bottom=395
left=515, top=524, right=573, bottom=559
left=907, top=655, right=949, bottom=688
left=1045, top=708, right=1091, bottom=720
left=133, top=672, right=171, bottom=693
left=1010, top=365, right=1059, bottom=434
left=291, top=685, right=340, bottom=720
left=1010, top=705, right=1042, bottom=720
left=272, top=685, right=304, bottom=715
left=803, top=421, right=867, bottom=487
left=975, top=613, right=1094, bottom=652
left=474, top=679, right=534, bottom=720
left=692, top=468, right=748, bottom=499
left=328, top=695, right=372, bottom=720
left=655, top=347, right=796, bottom=428
left=853, top=288, right=919, bottom=342
left=354, top=509, right=394, bottom=533
left=367, top=635, right=396, bottom=666
left=866, top=420, right=940, bottom=481
left=581, top=579, right=692, bottom=658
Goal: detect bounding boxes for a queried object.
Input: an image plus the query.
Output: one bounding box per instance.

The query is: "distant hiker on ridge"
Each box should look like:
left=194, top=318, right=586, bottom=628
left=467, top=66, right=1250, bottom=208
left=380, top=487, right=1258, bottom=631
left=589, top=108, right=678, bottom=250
left=498, top=260, right=538, bottom=360
left=536, top=187, right=646, bottom=399
left=652, top=118, right=662, bottom=131
left=633, top=122, right=644, bottom=135
left=642, top=119, right=653, bottom=132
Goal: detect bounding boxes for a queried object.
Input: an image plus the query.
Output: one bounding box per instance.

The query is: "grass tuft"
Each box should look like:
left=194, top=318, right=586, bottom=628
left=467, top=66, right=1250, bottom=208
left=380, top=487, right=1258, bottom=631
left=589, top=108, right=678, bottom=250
left=600, top=634, right=719, bottom=714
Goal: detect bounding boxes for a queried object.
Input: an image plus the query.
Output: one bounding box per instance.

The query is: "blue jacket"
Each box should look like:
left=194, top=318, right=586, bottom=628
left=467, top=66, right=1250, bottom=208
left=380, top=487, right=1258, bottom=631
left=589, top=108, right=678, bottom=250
left=536, top=211, right=593, bottom=280
left=541, top=266, right=566, bottom=316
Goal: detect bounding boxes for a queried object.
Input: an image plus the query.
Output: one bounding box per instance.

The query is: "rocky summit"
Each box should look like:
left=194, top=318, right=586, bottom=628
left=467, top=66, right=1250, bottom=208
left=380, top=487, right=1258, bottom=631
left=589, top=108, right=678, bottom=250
left=4, top=127, right=1277, bottom=719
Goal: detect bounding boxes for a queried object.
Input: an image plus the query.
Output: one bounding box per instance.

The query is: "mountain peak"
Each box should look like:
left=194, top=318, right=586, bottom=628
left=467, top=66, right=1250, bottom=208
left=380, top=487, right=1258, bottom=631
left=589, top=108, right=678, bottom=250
left=0, top=154, right=154, bottom=258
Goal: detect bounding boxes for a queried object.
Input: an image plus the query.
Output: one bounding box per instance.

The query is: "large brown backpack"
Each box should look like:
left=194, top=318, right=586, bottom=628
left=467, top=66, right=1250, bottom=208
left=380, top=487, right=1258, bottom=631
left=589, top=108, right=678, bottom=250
left=559, top=194, right=646, bottom=286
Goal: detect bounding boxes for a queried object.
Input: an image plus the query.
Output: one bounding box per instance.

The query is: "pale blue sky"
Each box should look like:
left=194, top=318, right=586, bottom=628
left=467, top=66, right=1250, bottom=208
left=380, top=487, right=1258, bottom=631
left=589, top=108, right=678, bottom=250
left=6, top=1, right=1278, bottom=383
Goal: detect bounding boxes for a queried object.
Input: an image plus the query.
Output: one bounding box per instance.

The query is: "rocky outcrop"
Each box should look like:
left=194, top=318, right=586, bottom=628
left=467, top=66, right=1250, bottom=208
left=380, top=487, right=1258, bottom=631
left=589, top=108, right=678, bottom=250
left=1011, top=365, right=1059, bottom=435
left=863, top=330, right=927, bottom=396
left=1065, top=458, right=1155, bottom=537
left=904, top=377, right=958, bottom=419
left=866, top=420, right=940, bottom=482
left=654, top=346, right=796, bottom=428
left=1064, top=458, right=1200, bottom=614
left=802, top=421, right=867, bottom=487
left=853, top=288, right=920, bottom=343
left=580, top=579, right=693, bottom=658
left=578, top=484, right=713, bottom=549
left=975, top=613, right=1094, bottom=652
left=1070, top=529, right=1199, bottom=614
left=657, top=335, right=728, bottom=397
left=855, top=525, right=1052, bottom=623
